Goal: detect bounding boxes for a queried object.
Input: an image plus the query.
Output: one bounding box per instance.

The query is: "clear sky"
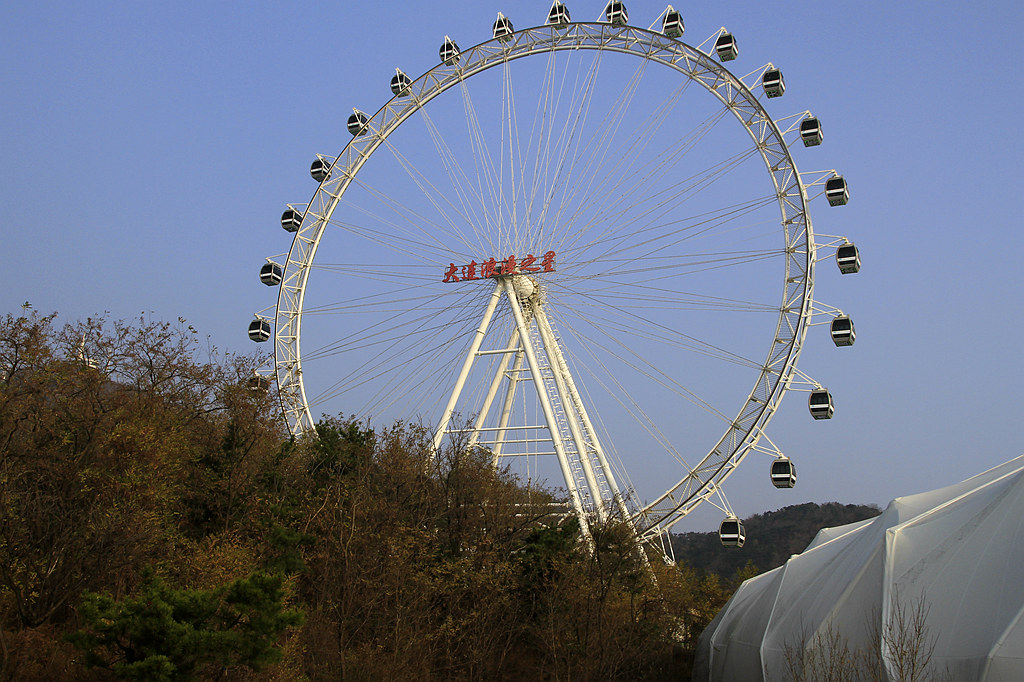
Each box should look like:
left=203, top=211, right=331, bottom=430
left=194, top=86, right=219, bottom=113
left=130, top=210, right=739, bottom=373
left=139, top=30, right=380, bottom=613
left=3, top=1, right=1023, bottom=532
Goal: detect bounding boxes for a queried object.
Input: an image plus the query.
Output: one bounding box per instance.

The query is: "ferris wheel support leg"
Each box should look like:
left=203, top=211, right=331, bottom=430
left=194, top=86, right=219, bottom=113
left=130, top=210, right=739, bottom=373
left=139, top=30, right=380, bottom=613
left=431, top=281, right=504, bottom=460
left=469, top=326, right=522, bottom=451
left=502, top=278, right=593, bottom=549
left=491, top=347, right=525, bottom=466
left=532, top=307, right=634, bottom=524
left=531, top=305, right=609, bottom=523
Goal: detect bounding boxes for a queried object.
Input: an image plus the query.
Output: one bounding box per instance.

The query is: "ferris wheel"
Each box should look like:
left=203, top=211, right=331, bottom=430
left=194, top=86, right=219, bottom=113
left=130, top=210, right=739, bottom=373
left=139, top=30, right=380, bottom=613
left=249, top=2, right=859, bottom=557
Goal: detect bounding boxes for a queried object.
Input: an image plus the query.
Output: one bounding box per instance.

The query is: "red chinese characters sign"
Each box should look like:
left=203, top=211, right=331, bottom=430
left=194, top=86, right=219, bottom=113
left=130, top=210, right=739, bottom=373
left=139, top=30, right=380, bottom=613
left=443, top=251, right=555, bottom=283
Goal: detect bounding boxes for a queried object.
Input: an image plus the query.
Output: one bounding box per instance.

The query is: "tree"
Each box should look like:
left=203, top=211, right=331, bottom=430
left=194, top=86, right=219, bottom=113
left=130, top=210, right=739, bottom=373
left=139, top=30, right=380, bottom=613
left=67, top=570, right=303, bottom=680
left=0, top=309, right=751, bottom=680
left=782, top=591, right=948, bottom=682
left=0, top=311, right=284, bottom=628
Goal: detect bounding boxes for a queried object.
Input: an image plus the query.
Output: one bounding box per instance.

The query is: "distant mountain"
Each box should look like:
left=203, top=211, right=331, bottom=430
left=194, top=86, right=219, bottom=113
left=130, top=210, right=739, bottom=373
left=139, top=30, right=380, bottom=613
left=670, top=502, right=881, bottom=578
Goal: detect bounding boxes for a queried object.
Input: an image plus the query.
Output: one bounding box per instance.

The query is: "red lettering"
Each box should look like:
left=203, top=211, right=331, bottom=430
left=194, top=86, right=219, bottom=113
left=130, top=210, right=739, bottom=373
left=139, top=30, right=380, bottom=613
left=442, top=251, right=555, bottom=281
left=481, top=257, right=498, bottom=279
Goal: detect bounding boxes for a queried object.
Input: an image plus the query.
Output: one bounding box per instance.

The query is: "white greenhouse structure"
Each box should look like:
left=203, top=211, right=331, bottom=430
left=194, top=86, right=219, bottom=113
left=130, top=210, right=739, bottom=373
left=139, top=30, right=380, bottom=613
left=693, top=455, right=1024, bottom=681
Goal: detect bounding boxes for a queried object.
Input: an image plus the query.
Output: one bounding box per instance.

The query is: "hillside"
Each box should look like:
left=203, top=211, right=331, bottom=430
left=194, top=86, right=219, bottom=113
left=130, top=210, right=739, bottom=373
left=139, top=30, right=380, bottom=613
left=670, top=502, right=881, bottom=577
left=1, top=311, right=717, bottom=681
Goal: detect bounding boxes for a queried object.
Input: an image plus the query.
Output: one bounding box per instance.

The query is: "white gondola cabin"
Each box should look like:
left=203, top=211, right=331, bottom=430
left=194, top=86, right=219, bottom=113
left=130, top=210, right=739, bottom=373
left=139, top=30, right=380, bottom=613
left=247, top=374, right=271, bottom=391
left=493, top=13, right=514, bottom=41
left=800, top=116, right=823, bottom=146
left=260, top=261, right=283, bottom=286
left=547, top=2, right=571, bottom=26
left=440, top=36, right=460, bottom=65
left=248, top=319, right=271, bottom=343
left=309, top=157, right=330, bottom=182
left=771, top=459, right=797, bottom=488
left=281, top=209, right=303, bottom=233
left=391, top=69, right=412, bottom=96
left=347, top=110, right=368, bottom=136
left=809, top=388, right=835, bottom=420
left=762, top=68, right=785, bottom=98
left=836, top=242, right=861, bottom=274
left=604, top=1, right=628, bottom=25
left=719, top=517, right=746, bottom=547
left=662, top=7, right=684, bottom=38
left=830, top=315, right=856, bottom=347
left=825, top=176, right=849, bottom=206
left=715, top=33, right=738, bottom=61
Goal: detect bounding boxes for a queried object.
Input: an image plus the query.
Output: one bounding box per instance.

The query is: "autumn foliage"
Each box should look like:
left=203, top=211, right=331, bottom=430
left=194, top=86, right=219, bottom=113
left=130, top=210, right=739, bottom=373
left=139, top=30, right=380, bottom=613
left=0, top=311, right=738, bottom=680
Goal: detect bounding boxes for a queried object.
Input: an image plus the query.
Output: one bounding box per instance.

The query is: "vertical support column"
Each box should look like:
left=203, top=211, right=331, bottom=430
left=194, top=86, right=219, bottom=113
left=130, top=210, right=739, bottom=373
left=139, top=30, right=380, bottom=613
left=531, top=303, right=608, bottom=522
left=468, top=327, right=522, bottom=450
left=491, top=345, right=525, bottom=465
left=502, top=278, right=593, bottom=548
left=533, top=303, right=635, bottom=526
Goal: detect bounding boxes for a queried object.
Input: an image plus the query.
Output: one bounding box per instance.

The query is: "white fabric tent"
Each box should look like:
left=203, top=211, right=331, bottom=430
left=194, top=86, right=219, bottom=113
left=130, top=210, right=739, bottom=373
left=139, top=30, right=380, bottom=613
left=692, top=455, right=1024, bottom=681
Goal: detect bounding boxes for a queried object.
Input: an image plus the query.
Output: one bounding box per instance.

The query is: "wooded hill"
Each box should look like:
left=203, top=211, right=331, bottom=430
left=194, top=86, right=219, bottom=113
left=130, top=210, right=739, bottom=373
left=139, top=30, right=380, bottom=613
left=0, top=311, right=735, bottom=681
left=670, top=502, right=882, bottom=578
left=0, top=310, right=879, bottom=681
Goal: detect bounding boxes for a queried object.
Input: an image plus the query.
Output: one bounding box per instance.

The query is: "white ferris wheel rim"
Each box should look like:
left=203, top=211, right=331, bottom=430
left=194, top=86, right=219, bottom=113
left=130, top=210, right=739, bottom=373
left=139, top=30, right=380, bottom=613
left=271, top=20, right=816, bottom=538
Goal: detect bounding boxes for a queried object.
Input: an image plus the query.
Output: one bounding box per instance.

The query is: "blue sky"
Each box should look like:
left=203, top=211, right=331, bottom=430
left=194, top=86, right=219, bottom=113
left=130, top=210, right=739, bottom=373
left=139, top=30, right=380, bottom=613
left=3, top=1, right=1022, bottom=532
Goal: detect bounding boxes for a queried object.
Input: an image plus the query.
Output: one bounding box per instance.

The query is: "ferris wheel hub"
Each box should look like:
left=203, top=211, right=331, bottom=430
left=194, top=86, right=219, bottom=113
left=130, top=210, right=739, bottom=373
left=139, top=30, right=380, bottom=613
left=511, top=275, right=537, bottom=302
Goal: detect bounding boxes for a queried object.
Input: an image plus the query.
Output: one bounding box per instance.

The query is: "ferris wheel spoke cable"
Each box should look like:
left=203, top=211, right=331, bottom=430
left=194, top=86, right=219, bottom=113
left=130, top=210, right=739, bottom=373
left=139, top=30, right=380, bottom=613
left=588, top=155, right=772, bottom=252
left=306, top=265, right=444, bottom=288
left=308, top=301, right=487, bottom=405
left=521, top=51, right=566, bottom=248
left=415, top=106, right=497, bottom=254
left=552, top=290, right=763, bottom=370
left=562, top=252, right=782, bottom=292
left=554, top=314, right=698, bottom=472
left=372, top=132, right=479, bottom=237
left=456, top=76, right=509, bottom=253
left=321, top=213, right=462, bottom=265
left=561, top=196, right=778, bottom=280
left=555, top=285, right=779, bottom=314
left=544, top=51, right=630, bottom=246
left=300, top=286, right=463, bottom=314
left=367, top=137, right=486, bottom=256
left=547, top=269, right=781, bottom=313
left=500, top=60, right=525, bottom=252
left=302, top=302, right=473, bottom=364
left=549, top=261, right=783, bottom=313
left=538, top=47, right=609, bottom=248
left=557, top=311, right=764, bottom=379
left=572, top=147, right=766, bottom=261
left=560, top=317, right=733, bottom=445
left=558, top=139, right=761, bottom=260
left=554, top=73, right=694, bottom=253
left=460, top=78, right=505, bottom=250
left=563, top=208, right=779, bottom=288
left=546, top=53, right=650, bottom=254
left=551, top=101, right=732, bottom=255
left=350, top=329, right=479, bottom=419
left=310, top=328, right=468, bottom=413
left=531, top=48, right=594, bottom=251
left=422, top=82, right=503, bottom=242
left=301, top=286, right=481, bottom=359
left=569, top=247, right=781, bottom=280
left=300, top=290, right=477, bottom=318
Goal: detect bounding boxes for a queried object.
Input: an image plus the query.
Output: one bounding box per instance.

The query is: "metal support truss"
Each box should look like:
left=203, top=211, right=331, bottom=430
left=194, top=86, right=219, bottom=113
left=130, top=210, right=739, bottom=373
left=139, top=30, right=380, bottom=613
left=432, top=275, right=641, bottom=549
